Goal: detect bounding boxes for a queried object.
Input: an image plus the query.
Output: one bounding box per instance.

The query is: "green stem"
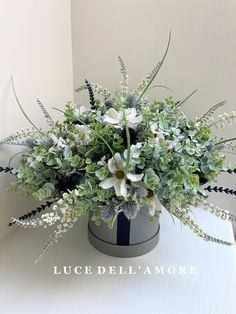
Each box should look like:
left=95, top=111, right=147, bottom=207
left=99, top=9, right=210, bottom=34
left=11, top=77, right=42, bottom=134
left=222, top=150, right=236, bottom=156
left=121, top=107, right=131, bottom=178
left=215, top=137, right=236, bottom=146
left=137, top=31, right=171, bottom=103
left=8, top=151, right=26, bottom=168
left=150, top=85, right=174, bottom=93
left=208, top=120, right=225, bottom=128
left=176, top=89, right=198, bottom=108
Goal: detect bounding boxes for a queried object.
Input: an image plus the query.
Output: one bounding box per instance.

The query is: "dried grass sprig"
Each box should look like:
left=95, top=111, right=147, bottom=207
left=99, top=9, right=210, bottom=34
left=118, top=56, right=127, bottom=76
left=221, top=168, right=236, bottom=174
left=118, top=56, right=129, bottom=96
left=85, top=79, right=96, bottom=110
left=208, top=111, right=236, bottom=128
left=198, top=101, right=226, bottom=122
left=11, top=217, right=45, bottom=228
left=224, top=142, right=236, bottom=152
left=194, top=197, right=236, bottom=223
left=135, top=32, right=171, bottom=103
left=172, top=208, right=233, bottom=245
left=0, top=166, right=13, bottom=174
left=8, top=201, right=53, bottom=227
left=75, top=83, right=111, bottom=99
left=204, top=185, right=236, bottom=198
left=36, top=99, right=54, bottom=127
left=34, top=208, right=80, bottom=263
left=0, top=128, right=40, bottom=145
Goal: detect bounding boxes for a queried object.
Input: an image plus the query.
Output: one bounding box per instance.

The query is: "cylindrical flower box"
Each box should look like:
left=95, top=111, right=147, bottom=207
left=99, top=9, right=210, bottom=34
left=88, top=209, right=160, bottom=257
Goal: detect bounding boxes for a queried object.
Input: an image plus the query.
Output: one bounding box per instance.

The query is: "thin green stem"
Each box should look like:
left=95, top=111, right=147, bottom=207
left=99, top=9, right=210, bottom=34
left=137, top=31, right=171, bottom=103
left=51, top=107, right=65, bottom=114
left=11, top=76, right=42, bottom=134
left=215, top=137, right=236, bottom=146
left=208, top=120, right=221, bottom=128
left=176, top=89, right=198, bottom=108
left=222, top=150, right=236, bottom=156
left=121, top=107, right=131, bottom=178
left=8, top=151, right=26, bottom=168
left=150, top=85, right=174, bottom=93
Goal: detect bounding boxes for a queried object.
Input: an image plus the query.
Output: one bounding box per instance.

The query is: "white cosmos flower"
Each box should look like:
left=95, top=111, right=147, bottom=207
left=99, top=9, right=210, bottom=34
left=99, top=153, right=143, bottom=199
left=74, top=105, right=89, bottom=116
left=103, top=108, right=143, bottom=130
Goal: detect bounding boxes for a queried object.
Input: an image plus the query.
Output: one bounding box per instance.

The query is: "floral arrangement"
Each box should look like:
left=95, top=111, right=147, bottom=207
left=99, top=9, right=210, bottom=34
left=1, top=34, right=236, bottom=262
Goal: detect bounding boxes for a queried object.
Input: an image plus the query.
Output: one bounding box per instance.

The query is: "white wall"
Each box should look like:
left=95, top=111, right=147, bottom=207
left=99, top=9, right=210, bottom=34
left=0, top=0, right=73, bottom=240
left=71, top=0, right=236, bottom=217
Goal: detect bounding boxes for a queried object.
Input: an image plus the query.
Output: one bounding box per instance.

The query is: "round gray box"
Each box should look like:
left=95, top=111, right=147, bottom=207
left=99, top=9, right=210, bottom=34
left=88, top=210, right=160, bottom=257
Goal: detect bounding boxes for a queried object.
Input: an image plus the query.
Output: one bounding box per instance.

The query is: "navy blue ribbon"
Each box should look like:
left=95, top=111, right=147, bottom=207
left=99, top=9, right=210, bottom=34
left=116, top=212, right=130, bottom=245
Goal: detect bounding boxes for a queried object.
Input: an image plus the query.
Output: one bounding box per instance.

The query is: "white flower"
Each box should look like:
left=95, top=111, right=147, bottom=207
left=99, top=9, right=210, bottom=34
left=124, top=142, right=143, bottom=160
left=150, top=123, right=167, bottom=144
left=76, top=125, right=91, bottom=143
left=103, top=108, right=143, bottom=129
left=145, top=191, right=162, bottom=216
left=50, top=134, right=67, bottom=149
left=99, top=153, right=143, bottom=199
left=74, top=105, right=89, bottom=116
left=41, top=212, right=60, bottom=226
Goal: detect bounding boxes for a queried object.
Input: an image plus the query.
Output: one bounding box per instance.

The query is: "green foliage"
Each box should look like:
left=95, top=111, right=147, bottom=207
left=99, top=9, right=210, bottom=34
left=9, top=94, right=227, bottom=219
left=33, top=183, right=55, bottom=201
left=95, top=166, right=109, bottom=180
left=144, top=169, right=160, bottom=191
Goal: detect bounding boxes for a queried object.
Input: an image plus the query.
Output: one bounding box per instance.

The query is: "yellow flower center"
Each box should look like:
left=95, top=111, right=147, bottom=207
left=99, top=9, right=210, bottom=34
left=147, top=189, right=154, bottom=198
left=115, top=170, right=125, bottom=179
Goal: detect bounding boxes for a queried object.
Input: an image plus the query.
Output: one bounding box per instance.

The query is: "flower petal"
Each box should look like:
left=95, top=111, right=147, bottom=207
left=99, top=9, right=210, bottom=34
left=133, top=115, right=143, bottom=124
left=150, top=123, right=158, bottom=134
left=119, top=178, right=128, bottom=199
left=113, top=178, right=128, bottom=199
left=126, top=108, right=136, bottom=120
left=108, top=158, right=117, bottom=174
left=103, top=108, right=121, bottom=124
left=99, top=177, right=115, bottom=189
left=113, top=179, right=122, bottom=196
left=114, top=153, right=124, bottom=170
left=127, top=173, right=143, bottom=182
left=74, top=105, right=88, bottom=116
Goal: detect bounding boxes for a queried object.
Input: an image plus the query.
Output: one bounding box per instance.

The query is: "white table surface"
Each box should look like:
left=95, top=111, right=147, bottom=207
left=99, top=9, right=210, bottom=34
left=0, top=209, right=236, bottom=314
